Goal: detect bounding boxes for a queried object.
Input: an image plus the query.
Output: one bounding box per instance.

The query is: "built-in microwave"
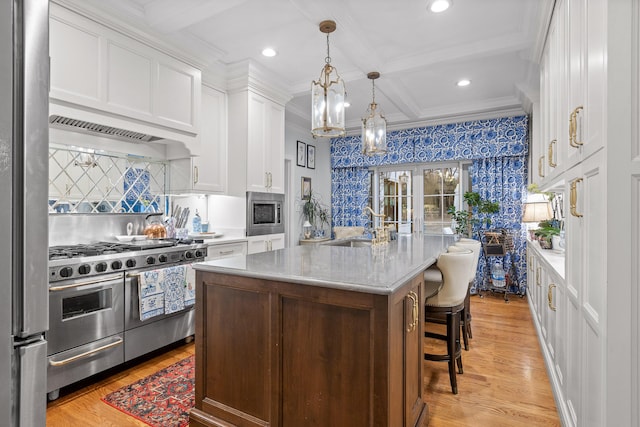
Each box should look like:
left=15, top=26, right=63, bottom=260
left=246, top=192, right=285, bottom=236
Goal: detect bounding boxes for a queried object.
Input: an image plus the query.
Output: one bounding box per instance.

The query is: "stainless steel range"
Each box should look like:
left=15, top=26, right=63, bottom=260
left=46, top=237, right=206, bottom=401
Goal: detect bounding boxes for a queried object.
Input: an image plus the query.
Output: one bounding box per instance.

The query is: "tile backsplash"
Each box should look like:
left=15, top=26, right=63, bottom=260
left=49, top=145, right=166, bottom=214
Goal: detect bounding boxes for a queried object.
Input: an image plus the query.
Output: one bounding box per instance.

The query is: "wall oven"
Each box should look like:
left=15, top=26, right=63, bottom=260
left=246, top=191, right=285, bottom=236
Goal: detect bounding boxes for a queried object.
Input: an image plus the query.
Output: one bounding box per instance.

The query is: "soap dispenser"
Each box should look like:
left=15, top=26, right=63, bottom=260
left=192, top=209, right=202, bottom=233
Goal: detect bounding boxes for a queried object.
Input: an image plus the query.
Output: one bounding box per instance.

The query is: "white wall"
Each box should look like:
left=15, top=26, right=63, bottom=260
left=284, top=113, right=332, bottom=244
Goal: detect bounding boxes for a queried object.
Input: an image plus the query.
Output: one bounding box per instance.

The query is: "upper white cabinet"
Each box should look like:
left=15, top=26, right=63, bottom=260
left=49, top=3, right=201, bottom=147
left=228, top=87, right=286, bottom=196
left=535, top=0, right=606, bottom=188
left=170, top=85, right=227, bottom=193
left=565, top=0, right=606, bottom=168
left=247, top=92, right=285, bottom=193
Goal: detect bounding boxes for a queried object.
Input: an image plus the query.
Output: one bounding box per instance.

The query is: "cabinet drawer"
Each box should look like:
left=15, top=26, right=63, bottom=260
left=206, top=242, right=247, bottom=261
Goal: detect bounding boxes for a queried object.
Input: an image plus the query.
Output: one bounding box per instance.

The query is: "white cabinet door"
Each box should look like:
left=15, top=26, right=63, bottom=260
left=247, top=233, right=285, bottom=254
left=564, top=153, right=605, bottom=427
left=169, top=86, right=227, bottom=193
left=246, top=92, right=285, bottom=193
left=566, top=0, right=606, bottom=169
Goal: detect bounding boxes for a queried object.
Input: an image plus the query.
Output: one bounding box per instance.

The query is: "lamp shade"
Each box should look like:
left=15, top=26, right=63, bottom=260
left=311, top=20, right=346, bottom=138
left=303, top=221, right=312, bottom=228
left=522, top=201, right=553, bottom=223
left=362, top=71, right=387, bottom=155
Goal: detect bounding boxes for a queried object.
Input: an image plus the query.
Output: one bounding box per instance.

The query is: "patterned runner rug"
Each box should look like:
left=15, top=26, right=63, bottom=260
left=101, top=355, right=195, bottom=427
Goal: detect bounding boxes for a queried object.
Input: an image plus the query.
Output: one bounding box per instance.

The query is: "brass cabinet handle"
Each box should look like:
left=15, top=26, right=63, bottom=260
left=548, top=284, right=557, bottom=311
left=406, top=291, right=419, bottom=332
left=548, top=139, right=557, bottom=167
left=219, top=250, right=235, bottom=255
left=570, top=177, right=584, bottom=217
left=194, top=166, right=199, bottom=184
left=569, top=106, right=584, bottom=147
left=538, top=156, right=545, bottom=178
left=536, top=266, right=541, bottom=286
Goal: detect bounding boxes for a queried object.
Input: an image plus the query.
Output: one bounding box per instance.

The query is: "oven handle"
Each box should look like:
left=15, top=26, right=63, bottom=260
left=49, top=273, right=123, bottom=292
left=48, top=337, right=123, bottom=367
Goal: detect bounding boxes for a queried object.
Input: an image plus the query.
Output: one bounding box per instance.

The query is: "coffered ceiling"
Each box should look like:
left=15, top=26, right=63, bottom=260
left=57, top=0, right=553, bottom=133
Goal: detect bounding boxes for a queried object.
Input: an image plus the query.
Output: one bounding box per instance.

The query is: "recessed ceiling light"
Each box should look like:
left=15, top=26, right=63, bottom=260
left=456, top=79, right=471, bottom=87
left=261, top=47, right=277, bottom=57
left=343, top=100, right=351, bottom=108
left=427, top=0, right=452, bottom=13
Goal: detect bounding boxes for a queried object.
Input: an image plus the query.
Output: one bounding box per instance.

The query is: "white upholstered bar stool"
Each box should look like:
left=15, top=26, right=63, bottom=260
left=452, top=239, right=482, bottom=350
left=424, top=249, right=475, bottom=394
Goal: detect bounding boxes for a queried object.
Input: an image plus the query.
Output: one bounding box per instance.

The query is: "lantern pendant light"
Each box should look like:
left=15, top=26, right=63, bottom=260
left=361, top=71, right=387, bottom=155
left=311, top=20, right=346, bottom=138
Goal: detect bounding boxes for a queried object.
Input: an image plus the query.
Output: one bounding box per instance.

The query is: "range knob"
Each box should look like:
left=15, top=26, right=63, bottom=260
left=158, top=254, right=168, bottom=263
left=111, top=260, right=122, bottom=270
left=146, top=256, right=156, bottom=265
left=126, top=259, right=137, bottom=268
left=195, top=249, right=204, bottom=258
left=95, top=262, right=108, bottom=273
left=59, top=267, right=73, bottom=278
left=184, top=251, right=194, bottom=259
left=78, top=264, right=91, bottom=275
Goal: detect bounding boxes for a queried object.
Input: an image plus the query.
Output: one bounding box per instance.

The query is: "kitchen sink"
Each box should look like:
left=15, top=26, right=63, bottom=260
left=323, top=238, right=372, bottom=248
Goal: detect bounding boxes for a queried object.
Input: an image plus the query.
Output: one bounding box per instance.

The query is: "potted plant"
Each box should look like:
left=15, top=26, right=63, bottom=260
left=301, top=190, right=330, bottom=238
left=447, top=191, right=500, bottom=238
left=534, top=220, right=561, bottom=249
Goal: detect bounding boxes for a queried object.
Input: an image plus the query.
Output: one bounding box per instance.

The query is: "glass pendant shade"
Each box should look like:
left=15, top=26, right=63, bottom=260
left=362, top=72, right=387, bottom=156
left=311, top=20, right=346, bottom=138
left=311, top=64, right=346, bottom=138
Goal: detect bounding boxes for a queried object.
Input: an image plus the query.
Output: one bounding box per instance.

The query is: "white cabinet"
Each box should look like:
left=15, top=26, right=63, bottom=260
left=49, top=3, right=201, bottom=145
left=170, top=85, right=227, bottom=193
left=527, top=242, right=568, bottom=425
left=246, top=92, right=285, bottom=193
left=247, top=233, right=285, bottom=254
left=535, top=0, right=567, bottom=187
left=205, top=241, right=247, bottom=261
left=565, top=0, right=606, bottom=168
left=228, top=89, right=285, bottom=196
left=562, top=153, right=605, bottom=427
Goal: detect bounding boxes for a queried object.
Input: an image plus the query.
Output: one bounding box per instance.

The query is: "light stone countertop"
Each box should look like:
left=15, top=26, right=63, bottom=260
left=194, top=234, right=455, bottom=295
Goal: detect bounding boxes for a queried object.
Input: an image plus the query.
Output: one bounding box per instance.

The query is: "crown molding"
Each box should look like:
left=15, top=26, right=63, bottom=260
left=226, top=60, right=293, bottom=106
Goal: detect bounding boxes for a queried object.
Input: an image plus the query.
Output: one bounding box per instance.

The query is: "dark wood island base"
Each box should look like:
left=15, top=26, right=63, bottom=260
left=190, top=270, right=428, bottom=427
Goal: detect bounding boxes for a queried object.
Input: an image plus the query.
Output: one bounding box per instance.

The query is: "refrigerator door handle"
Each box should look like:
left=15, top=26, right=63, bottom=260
left=15, top=0, right=49, bottom=338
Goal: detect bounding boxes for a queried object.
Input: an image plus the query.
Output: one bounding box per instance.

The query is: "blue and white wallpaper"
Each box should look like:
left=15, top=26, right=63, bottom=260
left=330, top=115, right=529, bottom=291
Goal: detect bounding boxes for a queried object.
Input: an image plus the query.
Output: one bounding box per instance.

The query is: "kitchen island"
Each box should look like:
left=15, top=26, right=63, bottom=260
left=190, top=234, right=453, bottom=427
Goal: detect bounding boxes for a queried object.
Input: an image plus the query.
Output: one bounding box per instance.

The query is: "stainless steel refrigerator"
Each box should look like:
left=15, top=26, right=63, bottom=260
left=0, top=0, right=50, bottom=425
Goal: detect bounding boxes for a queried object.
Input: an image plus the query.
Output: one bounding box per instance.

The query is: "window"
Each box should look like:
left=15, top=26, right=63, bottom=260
left=376, top=170, right=413, bottom=233
left=370, top=161, right=470, bottom=235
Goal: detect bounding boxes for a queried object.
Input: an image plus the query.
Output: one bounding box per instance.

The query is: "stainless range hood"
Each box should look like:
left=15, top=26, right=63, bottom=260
left=49, top=114, right=162, bottom=143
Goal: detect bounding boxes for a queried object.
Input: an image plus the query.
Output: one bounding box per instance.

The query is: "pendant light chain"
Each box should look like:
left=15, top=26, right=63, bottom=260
left=371, top=78, right=376, bottom=104
left=325, top=33, right=331, bottom=65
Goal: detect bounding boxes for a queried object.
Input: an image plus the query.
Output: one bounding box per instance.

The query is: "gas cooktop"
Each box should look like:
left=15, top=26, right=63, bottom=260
left=48, top=239, right=207, bottom=283
left=46, top=238, right=204, bottom=260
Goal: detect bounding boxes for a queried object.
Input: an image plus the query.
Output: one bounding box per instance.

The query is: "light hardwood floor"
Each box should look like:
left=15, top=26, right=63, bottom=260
left=46, top=293, right=559, bottom=426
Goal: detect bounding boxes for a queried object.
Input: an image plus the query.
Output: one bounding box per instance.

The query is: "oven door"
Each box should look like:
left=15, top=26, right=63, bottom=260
left=47, top=273, right=124, bottom=356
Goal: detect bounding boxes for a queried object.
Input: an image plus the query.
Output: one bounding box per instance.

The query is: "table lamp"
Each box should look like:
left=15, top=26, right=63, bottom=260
left=522, top=199, right=553, bottom=239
